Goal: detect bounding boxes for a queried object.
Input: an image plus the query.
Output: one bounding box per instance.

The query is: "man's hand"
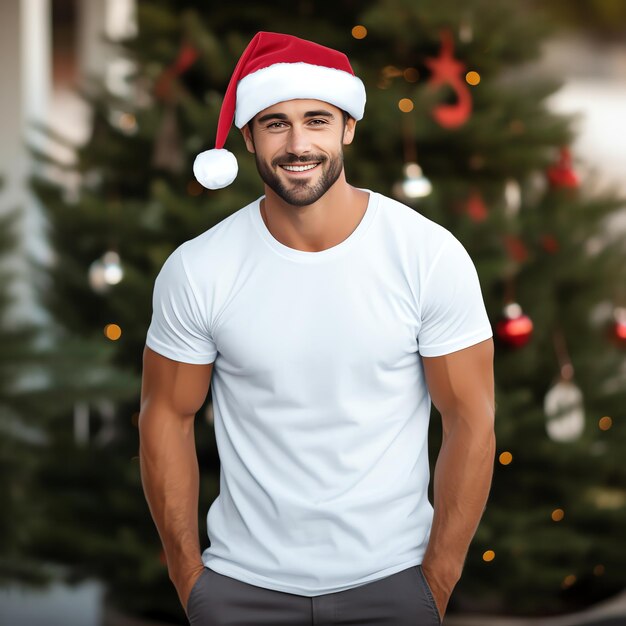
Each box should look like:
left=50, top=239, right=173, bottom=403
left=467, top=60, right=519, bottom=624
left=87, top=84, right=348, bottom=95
left=173, top=562, right=207, bottom=614
left=421, top=560, right=461, bottom=622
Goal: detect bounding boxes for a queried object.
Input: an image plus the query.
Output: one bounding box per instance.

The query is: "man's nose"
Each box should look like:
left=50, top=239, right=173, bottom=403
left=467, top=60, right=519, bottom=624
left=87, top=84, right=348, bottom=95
left=285, top=125, right=312, bottom=157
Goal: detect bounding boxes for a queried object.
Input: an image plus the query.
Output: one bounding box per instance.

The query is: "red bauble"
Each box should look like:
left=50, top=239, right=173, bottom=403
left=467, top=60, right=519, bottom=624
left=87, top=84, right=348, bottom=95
left=608, top=307, right=626, bottom=348
left=465, top=189, right=488, bottom=222
left=546, top=146, right=579, bottom=188
left=496, top=303, right=533, bottom=348
left=614, top=320, right=626, bottom=342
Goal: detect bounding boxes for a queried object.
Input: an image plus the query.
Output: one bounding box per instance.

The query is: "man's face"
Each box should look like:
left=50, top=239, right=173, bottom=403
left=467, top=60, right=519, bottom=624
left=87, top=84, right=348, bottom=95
left=241, top=99, right=356, bottom=206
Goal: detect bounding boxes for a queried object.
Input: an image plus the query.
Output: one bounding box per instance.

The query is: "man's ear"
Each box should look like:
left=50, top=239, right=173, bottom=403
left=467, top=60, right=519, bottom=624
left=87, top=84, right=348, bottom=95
left=342, top=118, right=357, bottom=146
left=241, top=124, right=256, bottom=154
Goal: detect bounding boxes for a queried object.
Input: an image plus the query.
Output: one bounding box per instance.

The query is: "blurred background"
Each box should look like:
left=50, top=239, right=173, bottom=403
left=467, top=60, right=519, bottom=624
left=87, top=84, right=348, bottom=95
left=1, top=0, right=625, bottom=625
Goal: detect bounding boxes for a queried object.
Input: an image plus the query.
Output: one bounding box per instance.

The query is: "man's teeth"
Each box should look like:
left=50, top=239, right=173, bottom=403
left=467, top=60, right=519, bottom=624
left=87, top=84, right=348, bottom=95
left=281, top=163, right=319, bottom=172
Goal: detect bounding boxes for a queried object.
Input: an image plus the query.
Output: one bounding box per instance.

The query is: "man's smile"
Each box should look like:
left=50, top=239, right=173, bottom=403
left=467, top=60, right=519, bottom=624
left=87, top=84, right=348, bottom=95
left=279, top=162, right=321, bottom=174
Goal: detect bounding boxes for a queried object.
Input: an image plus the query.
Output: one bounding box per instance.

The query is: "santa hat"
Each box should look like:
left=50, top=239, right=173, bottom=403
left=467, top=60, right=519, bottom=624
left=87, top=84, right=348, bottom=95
left=192, top=31, right=366, bottom=190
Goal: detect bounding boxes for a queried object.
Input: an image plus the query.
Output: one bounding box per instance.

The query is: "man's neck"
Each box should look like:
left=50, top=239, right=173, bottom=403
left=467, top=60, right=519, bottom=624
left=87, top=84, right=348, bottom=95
left=260, top=179, right=369, bottom=253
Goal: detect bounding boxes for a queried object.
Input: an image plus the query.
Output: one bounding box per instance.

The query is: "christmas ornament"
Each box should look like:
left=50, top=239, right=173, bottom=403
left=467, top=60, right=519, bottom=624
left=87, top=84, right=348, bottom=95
left=544, top=378, right=585, bottom=442
left=545, top=329, right=584, bottom=442
left=504, top=178, right=521, bottom=217
left=424, top=28, right=472, bottom=128
left=193, top=31, right=365, bottom=190
left=465, top=189, right=488, bottom=222
left=495, top=302, right=533, bottom=348
left=546, top=146, right=579, bottom=189
left=399, top=162, right=432, bottom=199
left=608, top=306, right=626, bottom=347
left=89, top=250, right=124, bottom=293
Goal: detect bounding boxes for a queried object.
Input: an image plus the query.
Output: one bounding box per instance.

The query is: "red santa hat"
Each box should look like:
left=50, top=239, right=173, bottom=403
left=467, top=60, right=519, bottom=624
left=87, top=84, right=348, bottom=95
left=192, top=31, right=366, bottom=190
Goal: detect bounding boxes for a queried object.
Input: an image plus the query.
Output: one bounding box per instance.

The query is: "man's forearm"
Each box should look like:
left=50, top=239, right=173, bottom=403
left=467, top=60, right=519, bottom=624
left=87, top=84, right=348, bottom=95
left=138, top=410, right=203, bottom=578
left=423, top=417, right=496, bottom=587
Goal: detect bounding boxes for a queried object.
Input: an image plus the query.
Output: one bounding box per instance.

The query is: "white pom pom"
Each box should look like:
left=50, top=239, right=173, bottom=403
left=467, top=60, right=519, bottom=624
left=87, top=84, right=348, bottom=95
left=193, top=149, right=238, bottom=190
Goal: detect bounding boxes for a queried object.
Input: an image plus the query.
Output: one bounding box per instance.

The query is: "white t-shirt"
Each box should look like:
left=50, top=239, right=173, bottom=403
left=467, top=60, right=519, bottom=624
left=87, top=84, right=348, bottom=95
left=145, top=189, right=493, bottom=596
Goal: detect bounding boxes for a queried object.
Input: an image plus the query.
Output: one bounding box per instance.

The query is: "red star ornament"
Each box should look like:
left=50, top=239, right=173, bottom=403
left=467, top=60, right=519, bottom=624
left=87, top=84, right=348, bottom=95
left=424, top=28, right=472, bottom=129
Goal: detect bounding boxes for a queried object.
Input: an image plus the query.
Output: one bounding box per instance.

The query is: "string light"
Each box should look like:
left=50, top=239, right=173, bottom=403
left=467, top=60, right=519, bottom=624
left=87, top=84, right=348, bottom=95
left=398, top=98, right=414, bottom=113
left=466, top=71, right=480, bottom=85
left=598, top=416, right=612, bottom=431
left=551, top=508, right=565, bottom=522
left=383, top=65, right=403, bottom=78
left=351, top=25, right=367, bottom=39
left=403, top=68, right=419, bottom=82
left=562, top=574, right=576, bottom=589
left=499, top=451, right=513, bottom=465
left=482, top=550, right=495, bottom=562
left=104, top=323, right=122, bottom=340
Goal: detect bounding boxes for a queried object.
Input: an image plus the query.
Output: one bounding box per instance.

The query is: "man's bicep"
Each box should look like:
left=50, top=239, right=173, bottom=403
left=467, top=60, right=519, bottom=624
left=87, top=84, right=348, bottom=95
left=140, top=346, right=214, bottom=420
left=421, top=338, right=495, bottom=433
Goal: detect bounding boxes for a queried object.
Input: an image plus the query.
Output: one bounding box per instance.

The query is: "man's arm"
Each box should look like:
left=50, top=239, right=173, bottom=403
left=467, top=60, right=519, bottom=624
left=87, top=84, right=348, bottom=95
left=420, top=337, right=496, bottom=621
left=138, top=346, right=214, bottom=612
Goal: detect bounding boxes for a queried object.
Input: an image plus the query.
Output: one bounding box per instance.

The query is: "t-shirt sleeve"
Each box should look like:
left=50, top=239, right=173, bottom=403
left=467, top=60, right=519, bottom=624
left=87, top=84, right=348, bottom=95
left=145, top=245, right=217, bottom=364
left=417, top=233, right=493, bottom=357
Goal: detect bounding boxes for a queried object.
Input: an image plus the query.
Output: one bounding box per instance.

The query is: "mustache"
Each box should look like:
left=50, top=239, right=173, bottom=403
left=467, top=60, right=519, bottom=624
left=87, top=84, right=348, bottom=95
left=272, top=155, right=327, bottom=167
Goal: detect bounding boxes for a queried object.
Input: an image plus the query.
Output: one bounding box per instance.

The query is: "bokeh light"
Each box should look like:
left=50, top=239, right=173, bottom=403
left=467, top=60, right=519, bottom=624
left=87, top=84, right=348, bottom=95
left=599, top=416, right=612, bottom=430
left=466, top=70, right=481, bottom=85
left=562, top=574, right=576, bottom=588
left=104, top=323, right=122, bottom=340
left=398, top=98, right=414, bottom=112
left=403, top=67, right=419, bottom=82
left=499, top=451, right=513, bottom=465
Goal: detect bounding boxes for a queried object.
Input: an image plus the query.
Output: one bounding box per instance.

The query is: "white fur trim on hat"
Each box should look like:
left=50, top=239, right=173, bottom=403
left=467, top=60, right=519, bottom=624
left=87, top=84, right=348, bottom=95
left=193, top=149, right=238, bottom=190
left=234, top=62, right=366, bottom=128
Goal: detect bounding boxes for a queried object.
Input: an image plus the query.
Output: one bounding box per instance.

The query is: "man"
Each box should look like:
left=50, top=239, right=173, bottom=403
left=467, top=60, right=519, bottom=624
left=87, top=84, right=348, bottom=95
left=139, top=31, right=495, bottom=626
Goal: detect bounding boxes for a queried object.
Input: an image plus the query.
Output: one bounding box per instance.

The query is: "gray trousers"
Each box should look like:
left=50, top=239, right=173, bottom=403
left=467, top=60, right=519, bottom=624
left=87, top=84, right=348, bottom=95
left=186, top=564, right=443, bottom=625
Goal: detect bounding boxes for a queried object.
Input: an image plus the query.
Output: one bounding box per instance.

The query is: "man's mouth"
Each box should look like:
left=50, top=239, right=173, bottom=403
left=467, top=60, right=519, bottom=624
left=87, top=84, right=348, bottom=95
left=279, top=162, right=321, bottom=173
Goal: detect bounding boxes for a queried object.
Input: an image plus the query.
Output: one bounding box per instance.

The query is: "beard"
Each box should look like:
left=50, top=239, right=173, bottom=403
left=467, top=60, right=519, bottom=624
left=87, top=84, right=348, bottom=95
left=253, top=150, right=344, bottom=207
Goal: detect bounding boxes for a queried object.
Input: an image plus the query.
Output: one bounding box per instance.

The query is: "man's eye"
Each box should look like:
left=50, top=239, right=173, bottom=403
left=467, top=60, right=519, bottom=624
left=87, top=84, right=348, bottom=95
left=309, top=119, right=326, bottom=125
left=267, top=122, right=286, bottom=129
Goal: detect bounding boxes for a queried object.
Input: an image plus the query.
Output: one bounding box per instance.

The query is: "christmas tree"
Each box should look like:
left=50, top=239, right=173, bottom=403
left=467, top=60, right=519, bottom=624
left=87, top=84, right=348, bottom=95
left=0, top=175, right=139, bottom=589
left=0, top=185, right=45, bottom=584
left=29, top=0, right=626, bottom=622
